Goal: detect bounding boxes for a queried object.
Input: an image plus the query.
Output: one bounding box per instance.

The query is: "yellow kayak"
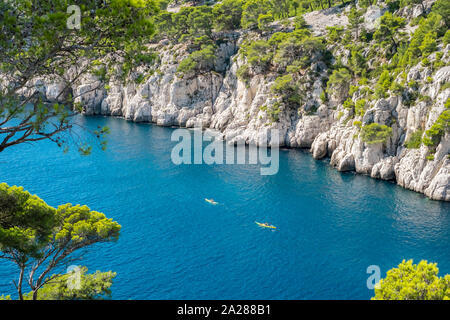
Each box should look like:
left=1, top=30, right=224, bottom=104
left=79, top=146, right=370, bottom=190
left=205, top=198, right=218, bottom=205
left=255, top=221, right=276, bottom=229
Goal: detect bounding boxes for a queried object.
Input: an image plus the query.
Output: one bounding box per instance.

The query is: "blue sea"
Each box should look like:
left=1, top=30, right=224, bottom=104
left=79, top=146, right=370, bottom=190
left=0, top=115, right=449, bottom=300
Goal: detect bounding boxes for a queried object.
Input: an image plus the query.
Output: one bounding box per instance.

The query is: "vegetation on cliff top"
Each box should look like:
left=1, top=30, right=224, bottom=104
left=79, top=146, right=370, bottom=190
left=155, top=0, right=449, bottom=153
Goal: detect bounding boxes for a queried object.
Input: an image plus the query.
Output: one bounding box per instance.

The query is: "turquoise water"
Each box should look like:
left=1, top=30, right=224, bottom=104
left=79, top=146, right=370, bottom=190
left=0, top=116, right=449, bottom=300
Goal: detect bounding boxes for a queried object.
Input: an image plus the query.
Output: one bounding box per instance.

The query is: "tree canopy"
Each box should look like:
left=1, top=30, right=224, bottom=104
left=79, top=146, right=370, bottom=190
left=373, top=12, right=406, bottom=53
left=0, top=0, right=159, bottom=154
left=432, top=0, right=450, bottom=28
left=0, top=183, right=121, bottom=300
left=373, top=260, right=450, bottom=300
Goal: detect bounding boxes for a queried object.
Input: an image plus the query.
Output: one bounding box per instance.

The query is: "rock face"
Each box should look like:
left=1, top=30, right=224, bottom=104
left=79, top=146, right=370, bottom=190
left=303, top=6, right=349, bottom=36
left=29, top=8, right=449, bottom=202
left=362, top=5, right=388, bottom=31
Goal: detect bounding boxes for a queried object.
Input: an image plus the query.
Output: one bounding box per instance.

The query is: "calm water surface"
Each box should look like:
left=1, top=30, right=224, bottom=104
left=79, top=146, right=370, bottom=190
left=0, top=116, right=449, bottom=299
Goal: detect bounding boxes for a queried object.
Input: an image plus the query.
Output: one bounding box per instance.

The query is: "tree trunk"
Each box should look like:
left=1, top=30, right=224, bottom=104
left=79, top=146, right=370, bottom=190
left=17, top=266, right=25, bottom=301
left=210, top=73, right=214, bottom=113
left=391, top=35, right=398, bottom=52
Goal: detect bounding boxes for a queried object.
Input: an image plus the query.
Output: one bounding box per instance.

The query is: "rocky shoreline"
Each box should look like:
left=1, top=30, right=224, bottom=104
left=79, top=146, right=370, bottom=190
left=23, top=4, right=450, bottom=201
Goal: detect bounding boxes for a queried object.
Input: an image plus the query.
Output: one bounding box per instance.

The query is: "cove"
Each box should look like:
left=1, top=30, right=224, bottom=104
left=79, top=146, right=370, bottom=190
left=0, top=115, right=449, bottom=300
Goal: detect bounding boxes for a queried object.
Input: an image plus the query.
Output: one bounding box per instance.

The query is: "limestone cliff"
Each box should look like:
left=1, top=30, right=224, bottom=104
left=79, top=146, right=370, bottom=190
left=36, top=3, right=450, bottom=201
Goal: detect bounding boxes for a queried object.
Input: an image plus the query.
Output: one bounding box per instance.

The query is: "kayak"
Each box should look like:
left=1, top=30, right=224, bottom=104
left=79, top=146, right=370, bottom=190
left=255, top=221, right=276, bottom=229
left=205, top=198, right=218, bottom=205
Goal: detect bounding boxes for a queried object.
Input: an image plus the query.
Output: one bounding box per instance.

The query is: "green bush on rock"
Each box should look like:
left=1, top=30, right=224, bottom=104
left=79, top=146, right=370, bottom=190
left=326, top=68, right=352, bottom=101
left=423, top=109, right=450, bottom=149
left=177, top=45, right=217, bottom=76
left=360, top=123, right=393, bottom=144
left=272, top=75, right=301, bottom=107
left=405, top=129, right=423, bottom=149
left=257, top=13, right=274, bottom=32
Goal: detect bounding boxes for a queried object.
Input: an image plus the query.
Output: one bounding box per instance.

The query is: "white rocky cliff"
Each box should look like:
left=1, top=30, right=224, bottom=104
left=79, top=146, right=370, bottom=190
left=35, top=4, right=450, bottom=201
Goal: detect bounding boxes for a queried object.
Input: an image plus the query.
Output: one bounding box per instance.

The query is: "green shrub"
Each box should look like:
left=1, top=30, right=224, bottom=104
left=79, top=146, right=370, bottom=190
left=272, top=74, right=294, bottom=93
left=433, top=60, right=445, bottom=70
left=177, top=58, right=197, bottom=75
left=320, top=91, right=328, bottom=103
left=257, top=13, right=273, bottom=31
left=241, top=0, right=273, bottom=29
left=402, top=12, right=444, bottom=66
left=212, top=0, right=243, bottom=31
left=419, top=95, right=432, bottom=103
left=349, top=85, right=359, bottom=96
left=432, top=0, right=450, bottom=29
left=390, top=82, right=404, bottom=95
left=405, top=130, right=423, bottom=149
left=272, top=75, right=301, bottom=106
left=294, top=15, right=307, bottom=29
left=408, top=80, right=419, bottom=90
left=268, top=32, right=290, bottom=48
left=286, top=61, right=304, bottom=73
left=343, top=98, right=355, bottom=111
left=372, top=259, right=450, bottom=300
left=350, top=50, right=366, bottom=76
left=421, top=57, right=430, bottom=66
left=177, top=45, right=216, bottom=76
left=440, top=82, right=450, bottom=93
left=361, top=123, right=393, bottom=144
left=273, top=31, right=323, bottom=69
left=326, top=26, right=344, bottom=43
left=375, top=70, right=392, bottom=98
left=239, top=40, right=272, bottom=72
left=422, top=109, right=450, bottom=148
left=355, top=99, right=366, bottom=116
left=444, top=30, right=450, bottom=46
left=420, top=32, right=437, bottom=57
left=359, top=77, right=369, bottom=85
left=261, top=103, right=281, bottom=122
left=326, top=68, right=352, bottom=99
left=373, top=12, right=405, bottom=54
left=237, top=64, right=251, bottom=86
